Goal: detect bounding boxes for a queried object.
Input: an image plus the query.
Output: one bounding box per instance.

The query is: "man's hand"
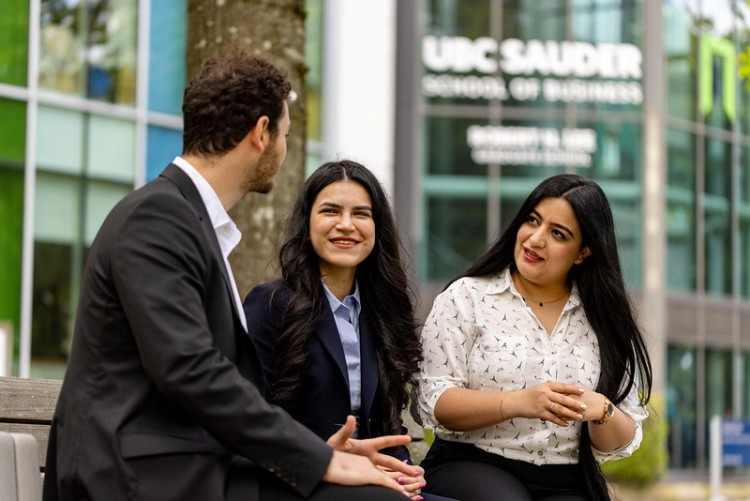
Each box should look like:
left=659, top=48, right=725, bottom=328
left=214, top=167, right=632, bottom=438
left=322, top=450, right=409, bottom=496
left=327, top=415, right=419, bottom=477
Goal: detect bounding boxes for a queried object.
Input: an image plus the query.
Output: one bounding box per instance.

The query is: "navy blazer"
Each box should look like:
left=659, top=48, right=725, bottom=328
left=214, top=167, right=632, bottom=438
left=244, top=282, right=409, bottom=459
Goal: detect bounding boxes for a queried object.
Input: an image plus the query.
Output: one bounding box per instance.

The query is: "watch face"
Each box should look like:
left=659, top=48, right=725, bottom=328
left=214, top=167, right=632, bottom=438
left=606, top=401, right=615, bottom=417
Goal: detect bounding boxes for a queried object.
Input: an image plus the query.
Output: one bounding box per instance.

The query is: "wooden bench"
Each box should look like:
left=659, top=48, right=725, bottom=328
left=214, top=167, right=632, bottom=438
left=0, top=376, right=62, bottom=501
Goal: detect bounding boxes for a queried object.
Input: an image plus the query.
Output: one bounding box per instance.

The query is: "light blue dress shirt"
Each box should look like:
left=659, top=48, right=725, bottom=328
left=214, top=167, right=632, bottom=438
left=322, top=281, right=362, bottom=416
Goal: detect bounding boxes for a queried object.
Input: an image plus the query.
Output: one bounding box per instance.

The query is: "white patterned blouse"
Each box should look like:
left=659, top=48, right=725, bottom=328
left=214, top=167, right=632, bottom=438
left=417, top=267, right=647, bottom=465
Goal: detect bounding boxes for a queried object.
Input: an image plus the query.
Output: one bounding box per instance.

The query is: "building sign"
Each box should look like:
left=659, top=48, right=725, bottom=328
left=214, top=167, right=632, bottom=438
left=700, top=34, right=736, bottom=122
left=467, top=125, right=596, bottom=168
left=722, top=419, right=750, bottom=467
left=422, top=36, right=643, bottom=105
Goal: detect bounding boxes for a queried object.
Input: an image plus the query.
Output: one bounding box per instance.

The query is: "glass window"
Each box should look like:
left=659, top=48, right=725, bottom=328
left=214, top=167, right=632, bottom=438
left=664, top=0, right=698, bottom=122
left=667, top=128, right=696, bottom=291
left=608, top=196, right=641, bottom=290
left=588, top=121, right=640, bottom=182
left=87, top=115, right=135, bottom=183
left=31, top=174, right=82, bottom=378
left=667, top=344, right=697, bottom=469
left=504, top=0, right=565, bottom=41
left=0, top=99, right=26, bottom=355
left=31, top=241, right=74, bottom=379
left=0, top=0, right=29, bottom=85
left=703, top=348, right=733, bottom=463
left=37, top=108, right=136, bottom=181
left=40, top=0, right=138, bottom=105
left=31, top=172, right=132, bottom=378
left=741, top=146, right=750, bottom=298
left=0, top=99, right=27, bottom=163
left=421, top=0, right=493, bottom=106
left=737, top=0, right=750, bottom=136
left=424, top=195, right=487, bottom=281
left=36, top=106, right=84, bottom=175
left=85, top=181, right=130, bottom=246
left=425, top=116, right=486, bottom=176
left=704, top=137, right=732, bottom=296
left=146, top=125, right=182, bottom=182
left=424, top=0, right=491, bottom=39
left=571, top=0, right=641, bottom=45
left=148, top=0, right=185, bottom=114
left=700, top=1, right=735, bottom=131
left=34, top=174, right=81, bottom=243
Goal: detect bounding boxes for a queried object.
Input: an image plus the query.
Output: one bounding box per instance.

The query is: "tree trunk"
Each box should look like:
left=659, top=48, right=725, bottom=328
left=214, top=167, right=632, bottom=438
left=186, top=0, right=307, bottom=295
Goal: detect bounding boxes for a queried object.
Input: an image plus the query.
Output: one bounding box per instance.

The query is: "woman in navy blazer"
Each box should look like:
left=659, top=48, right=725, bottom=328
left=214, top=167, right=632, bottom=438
left=244, top=160, right=454, bottom=501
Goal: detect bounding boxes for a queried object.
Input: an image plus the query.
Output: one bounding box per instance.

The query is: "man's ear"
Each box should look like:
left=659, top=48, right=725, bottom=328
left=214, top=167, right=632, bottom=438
left=248, top=115, right=270, bottom=153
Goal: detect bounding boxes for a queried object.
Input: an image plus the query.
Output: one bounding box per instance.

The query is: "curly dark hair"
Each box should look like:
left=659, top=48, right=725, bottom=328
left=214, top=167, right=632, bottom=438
left=182, top=48, right=291, bottom=156
left=458, top=174, right=652, bottom=501
left=271, top=160, right=422, bottom=435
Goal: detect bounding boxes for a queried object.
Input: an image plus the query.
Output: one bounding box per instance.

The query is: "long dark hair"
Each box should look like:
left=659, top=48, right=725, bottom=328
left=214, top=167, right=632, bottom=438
left=272, top=160, right=422, bottom=435
left=460, top=174, right=652, bottom=500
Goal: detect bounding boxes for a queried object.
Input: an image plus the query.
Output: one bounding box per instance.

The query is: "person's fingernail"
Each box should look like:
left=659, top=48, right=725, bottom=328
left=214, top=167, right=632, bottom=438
left=403, top=459, right=409, bottom=463
left=398, top=477, right=405, bottom=484
left=577, top=414, right=583, bottom=420
left=420, top=482, right=426, bottom=488
left=578, top=388, right=585, bottom=393
left=580, top=403, right=587, bottom=410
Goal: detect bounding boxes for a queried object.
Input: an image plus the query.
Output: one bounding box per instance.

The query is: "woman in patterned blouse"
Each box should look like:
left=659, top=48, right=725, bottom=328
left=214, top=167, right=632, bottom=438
left=417, top=174, right=652, bottom=501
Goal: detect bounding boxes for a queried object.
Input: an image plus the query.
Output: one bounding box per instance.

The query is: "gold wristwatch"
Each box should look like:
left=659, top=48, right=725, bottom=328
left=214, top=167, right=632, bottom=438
left=593, top=398, right=614, bottom=425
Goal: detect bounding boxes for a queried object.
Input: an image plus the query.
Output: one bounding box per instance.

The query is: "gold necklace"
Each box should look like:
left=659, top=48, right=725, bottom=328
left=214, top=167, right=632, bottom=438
left=520, top=292, right=569, bottom=307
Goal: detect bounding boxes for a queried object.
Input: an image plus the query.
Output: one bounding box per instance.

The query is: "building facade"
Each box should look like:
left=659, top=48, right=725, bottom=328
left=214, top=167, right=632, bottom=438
left=1, top=0, right=749, bottom=475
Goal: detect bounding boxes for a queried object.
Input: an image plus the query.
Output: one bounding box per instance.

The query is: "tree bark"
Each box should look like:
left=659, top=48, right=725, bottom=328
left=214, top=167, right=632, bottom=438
left=186, top=0, right=307, bottom=295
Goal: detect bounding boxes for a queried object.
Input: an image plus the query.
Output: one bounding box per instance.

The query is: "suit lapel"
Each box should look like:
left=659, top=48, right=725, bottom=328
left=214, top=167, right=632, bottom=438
left=358, top=311, right=379, bottom=425
left=317, top=307, right=350, bottom=388
left=159, top=164, right=245, bottom=327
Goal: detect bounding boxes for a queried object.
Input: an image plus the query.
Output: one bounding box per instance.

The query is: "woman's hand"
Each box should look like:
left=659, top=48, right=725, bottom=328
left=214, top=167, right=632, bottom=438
left=327, top=415, right=419, bottom=477
left=506, top=381, right=587, bottom=427
left=380, top=464, right=426, bottom=501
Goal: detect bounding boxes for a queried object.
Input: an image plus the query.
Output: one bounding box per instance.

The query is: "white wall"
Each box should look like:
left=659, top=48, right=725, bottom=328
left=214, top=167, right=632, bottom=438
left=322, top=0, right=396, bottom=193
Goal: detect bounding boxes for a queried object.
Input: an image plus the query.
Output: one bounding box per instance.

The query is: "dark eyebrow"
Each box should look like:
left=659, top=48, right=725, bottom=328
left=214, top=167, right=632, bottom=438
left=531, top=209, right=574, bottom=238
left=318, top=202, right=372, bottom=212
left=551, top=222, right=574, bottom=238
left=318, top=201, right=342, bottom=209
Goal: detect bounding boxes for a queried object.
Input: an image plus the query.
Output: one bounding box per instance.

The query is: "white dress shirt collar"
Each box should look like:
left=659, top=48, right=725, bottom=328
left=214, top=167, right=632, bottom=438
left=171, top=156, right=247, bottom=330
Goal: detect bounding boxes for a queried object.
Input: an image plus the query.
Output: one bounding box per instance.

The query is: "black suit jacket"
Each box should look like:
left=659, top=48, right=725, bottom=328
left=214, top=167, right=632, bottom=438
left=43, top=165, right=332, bottom=501
left=243, top=282, right=409, bottom=460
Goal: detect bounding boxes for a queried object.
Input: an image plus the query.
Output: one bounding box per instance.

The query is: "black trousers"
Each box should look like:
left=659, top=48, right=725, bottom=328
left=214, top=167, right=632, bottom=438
left=225, top=456, right=408, bottom=501
left=421, top=438, right=590, bottom=501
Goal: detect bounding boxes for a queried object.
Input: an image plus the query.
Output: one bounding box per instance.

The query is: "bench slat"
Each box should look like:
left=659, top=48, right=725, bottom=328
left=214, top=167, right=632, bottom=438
left=0, top=376, right=61, bottom=424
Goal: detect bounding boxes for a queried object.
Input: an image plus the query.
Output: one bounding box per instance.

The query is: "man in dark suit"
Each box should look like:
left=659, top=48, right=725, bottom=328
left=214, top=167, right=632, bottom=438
left=43, top=49, right=415, bottom=501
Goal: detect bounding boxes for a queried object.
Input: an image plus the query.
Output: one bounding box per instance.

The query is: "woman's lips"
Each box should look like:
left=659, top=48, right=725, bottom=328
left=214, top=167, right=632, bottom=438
left=523, top=247, right=543, bottom=262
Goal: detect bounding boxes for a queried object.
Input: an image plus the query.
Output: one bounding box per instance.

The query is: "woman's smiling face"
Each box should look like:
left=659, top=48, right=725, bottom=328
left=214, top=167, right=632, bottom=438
left=514, top=197, right=590, bottom=287
left=309, top=180, right=376, bottom=277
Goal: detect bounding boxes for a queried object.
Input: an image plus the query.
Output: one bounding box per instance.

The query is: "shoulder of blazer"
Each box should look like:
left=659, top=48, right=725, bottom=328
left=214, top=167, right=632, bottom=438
left=244, top=281, right=293, bottom=317
left=158, top=164, right=212, bottom=222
